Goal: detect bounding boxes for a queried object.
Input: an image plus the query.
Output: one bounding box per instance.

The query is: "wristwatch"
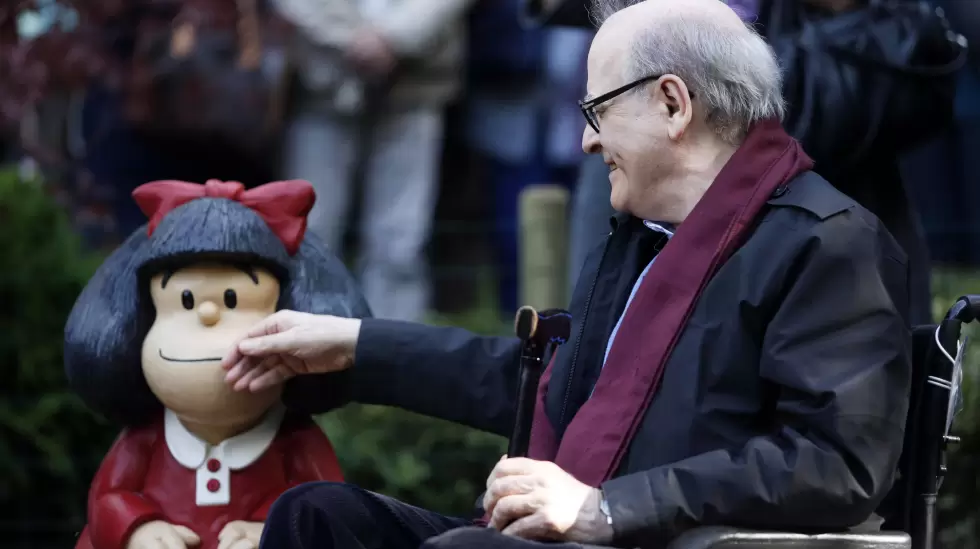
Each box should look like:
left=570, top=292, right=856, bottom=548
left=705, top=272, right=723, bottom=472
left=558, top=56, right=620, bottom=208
left=599, top=492, right=613, bottom=526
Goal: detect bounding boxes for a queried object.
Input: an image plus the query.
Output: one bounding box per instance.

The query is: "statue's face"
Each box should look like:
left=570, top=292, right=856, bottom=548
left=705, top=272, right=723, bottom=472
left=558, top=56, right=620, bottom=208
left=142, top=263, right=281, bottom=429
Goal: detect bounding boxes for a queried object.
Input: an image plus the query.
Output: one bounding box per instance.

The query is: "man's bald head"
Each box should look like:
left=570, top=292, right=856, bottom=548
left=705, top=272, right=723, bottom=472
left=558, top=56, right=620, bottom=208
left=589, top=0, right=784, bottom=144
left=602, top=0, right=748, bottom=32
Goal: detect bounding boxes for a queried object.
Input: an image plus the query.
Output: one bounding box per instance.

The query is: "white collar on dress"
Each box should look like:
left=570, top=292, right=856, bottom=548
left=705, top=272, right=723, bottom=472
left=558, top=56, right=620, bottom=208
left=164, top=405, right=286, bottom=471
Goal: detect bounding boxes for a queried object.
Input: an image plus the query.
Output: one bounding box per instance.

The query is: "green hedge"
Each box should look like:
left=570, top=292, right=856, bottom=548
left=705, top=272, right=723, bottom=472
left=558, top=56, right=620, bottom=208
left=1, top=168, right=978, bottom=546
left=0, top=170, right=112, bottom=544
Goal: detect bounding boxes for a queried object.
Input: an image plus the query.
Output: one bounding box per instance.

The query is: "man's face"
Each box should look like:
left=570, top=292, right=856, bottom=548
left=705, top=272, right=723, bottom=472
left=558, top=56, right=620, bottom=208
left=582, top=32, right=671, bottom=215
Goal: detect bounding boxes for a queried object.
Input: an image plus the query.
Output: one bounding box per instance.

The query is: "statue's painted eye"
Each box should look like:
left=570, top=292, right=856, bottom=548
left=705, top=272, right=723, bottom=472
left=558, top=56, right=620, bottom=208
left=181, top=290, right=194, bottom=310
left=224, top=289, right=238, bottom=309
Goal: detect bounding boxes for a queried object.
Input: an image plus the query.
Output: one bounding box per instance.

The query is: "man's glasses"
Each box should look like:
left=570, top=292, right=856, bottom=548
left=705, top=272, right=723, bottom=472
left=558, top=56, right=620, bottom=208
left=578, top=74, right=693, bottom=133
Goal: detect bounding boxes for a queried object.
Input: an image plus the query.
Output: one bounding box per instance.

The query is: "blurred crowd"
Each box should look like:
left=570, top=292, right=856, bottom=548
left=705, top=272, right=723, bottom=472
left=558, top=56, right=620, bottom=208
left=5, top=0, right=980, bottom=325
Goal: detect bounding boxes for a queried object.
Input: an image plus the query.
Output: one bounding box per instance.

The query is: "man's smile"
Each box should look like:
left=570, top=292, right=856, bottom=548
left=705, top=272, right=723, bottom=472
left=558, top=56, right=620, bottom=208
left=158, top=349, right=223, bottom=363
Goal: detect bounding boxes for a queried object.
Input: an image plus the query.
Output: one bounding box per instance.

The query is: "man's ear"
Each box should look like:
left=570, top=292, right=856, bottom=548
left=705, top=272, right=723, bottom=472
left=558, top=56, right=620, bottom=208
left=656, top=75, right=694, bottom=141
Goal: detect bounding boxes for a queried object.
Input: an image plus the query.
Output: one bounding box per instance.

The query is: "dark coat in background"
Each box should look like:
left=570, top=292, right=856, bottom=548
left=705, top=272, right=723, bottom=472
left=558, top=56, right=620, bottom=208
left=527, top=0, right=963, bottom=324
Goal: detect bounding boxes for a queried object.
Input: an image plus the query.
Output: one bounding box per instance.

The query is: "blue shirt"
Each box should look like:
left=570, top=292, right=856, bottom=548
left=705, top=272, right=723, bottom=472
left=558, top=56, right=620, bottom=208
left=590, top=221, right=673, bottom=397
left=602, top=221, right=674, bottom=367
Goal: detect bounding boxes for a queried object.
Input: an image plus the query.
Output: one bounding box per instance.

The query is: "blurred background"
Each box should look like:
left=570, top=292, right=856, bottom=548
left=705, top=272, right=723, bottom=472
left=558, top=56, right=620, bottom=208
left=1, top=0, right=979, bottom=548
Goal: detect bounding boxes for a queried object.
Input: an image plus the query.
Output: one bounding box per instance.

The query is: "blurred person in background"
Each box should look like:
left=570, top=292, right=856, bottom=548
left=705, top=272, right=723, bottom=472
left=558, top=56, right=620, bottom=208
left=273, top=0, right=477, bottom=322
left=536, top=0, right=965, bottom=325
left=901, top=0, right=980, bottom=268
left=465, top=0, right=586, bottom=316
left=7, top=1, right=291, bottom=245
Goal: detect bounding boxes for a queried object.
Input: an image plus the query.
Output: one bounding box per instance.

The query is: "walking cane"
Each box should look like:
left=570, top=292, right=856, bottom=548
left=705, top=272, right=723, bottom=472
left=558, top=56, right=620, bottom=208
left=507, top=306, right=572, bottom=458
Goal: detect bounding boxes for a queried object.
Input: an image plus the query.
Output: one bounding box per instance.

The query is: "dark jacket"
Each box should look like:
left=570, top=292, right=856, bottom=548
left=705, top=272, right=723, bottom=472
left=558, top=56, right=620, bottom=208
left=314, top=172, right=912, bottom=547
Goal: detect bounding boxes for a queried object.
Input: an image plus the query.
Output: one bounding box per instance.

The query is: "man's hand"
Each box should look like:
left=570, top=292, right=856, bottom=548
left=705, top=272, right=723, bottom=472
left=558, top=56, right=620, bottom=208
left=218, top=521, right=264, bottom=549
left=127, top=521, right=200, bottom=549
left=483, top=457, right=614, bottom=544
left=221, top=310, right=361, bottom=392
left=345, top=28, right=396, bottom=78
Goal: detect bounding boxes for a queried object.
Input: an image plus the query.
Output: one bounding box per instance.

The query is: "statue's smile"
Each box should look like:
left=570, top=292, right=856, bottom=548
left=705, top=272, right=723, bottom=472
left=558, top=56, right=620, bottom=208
left=159, top=349, right=223, bottom=363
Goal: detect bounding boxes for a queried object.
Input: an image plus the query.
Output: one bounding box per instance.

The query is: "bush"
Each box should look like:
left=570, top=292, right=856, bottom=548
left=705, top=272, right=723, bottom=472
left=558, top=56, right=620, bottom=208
left=0, top=169, right=114, bottom=546
left=319, top=406, right=505, bottom=516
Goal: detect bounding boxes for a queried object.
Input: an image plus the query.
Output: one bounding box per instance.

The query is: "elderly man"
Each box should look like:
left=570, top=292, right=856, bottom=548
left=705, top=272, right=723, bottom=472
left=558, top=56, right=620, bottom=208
left=224, top=1, right=912, bottom=548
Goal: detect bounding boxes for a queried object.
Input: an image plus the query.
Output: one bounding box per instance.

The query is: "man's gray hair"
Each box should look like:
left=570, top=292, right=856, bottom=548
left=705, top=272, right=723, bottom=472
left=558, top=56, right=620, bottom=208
left=591, top=0, right=786, bottom=144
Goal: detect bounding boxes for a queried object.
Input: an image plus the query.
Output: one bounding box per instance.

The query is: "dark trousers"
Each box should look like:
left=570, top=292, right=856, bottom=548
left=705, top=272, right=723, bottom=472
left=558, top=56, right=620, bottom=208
left=260, top=482, right=607, bottom=549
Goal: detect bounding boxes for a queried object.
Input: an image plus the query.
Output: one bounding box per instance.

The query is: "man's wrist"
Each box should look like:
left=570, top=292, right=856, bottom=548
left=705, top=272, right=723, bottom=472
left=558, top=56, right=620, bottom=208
left=592, top=488, right=615, bottom=544
left=346, top=318, right=362, bottom=368
left=599, top=490, right=613, bottom=527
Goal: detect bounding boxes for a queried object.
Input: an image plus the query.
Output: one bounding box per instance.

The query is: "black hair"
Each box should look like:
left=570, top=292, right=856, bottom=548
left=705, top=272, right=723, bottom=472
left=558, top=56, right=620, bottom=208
left=64, top=197, right=372, bottom=426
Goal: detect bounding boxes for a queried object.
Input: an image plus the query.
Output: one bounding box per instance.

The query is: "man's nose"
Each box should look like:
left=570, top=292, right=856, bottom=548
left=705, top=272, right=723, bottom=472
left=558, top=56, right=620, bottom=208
left=198, top=301, right=221, bottom=326
left=582, top=125, right=601, bottom=154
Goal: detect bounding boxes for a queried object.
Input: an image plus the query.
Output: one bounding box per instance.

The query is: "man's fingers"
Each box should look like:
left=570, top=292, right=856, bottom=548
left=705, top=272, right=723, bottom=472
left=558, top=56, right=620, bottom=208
left=221, top=346, right=244, bottom=370
left=283, top=354, right=307, bottom=371
left=234, top=356, right=278, bottom=391
left=483, top=475, right=534, bottom=516
left=489, top=494, right=540, bottom=531
left=500, top=513, right=556, bottom=541
left=173, top=525, right=201, bottom=546
left=245, top=311, right=292, bottom=338
left=487, top=457, right=539, bottom=488
left=224, top=358, right=251, bottom=386
left=222, top=312, right=292, bottom=368
left=249, top=365, right=294, bottom=392
left=238, top=332, right=294, bottom=357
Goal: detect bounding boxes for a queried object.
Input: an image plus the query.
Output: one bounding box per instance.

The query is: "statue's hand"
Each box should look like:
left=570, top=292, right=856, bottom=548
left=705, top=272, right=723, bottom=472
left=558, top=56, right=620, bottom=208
left=127, top=521, right=200, bottom=549
left=218, top=520, right=265, bottom=549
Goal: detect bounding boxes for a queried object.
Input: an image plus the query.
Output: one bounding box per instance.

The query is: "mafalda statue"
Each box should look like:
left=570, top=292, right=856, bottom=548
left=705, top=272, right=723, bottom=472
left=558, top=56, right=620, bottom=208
left=65, top=179, right=370, bottom=549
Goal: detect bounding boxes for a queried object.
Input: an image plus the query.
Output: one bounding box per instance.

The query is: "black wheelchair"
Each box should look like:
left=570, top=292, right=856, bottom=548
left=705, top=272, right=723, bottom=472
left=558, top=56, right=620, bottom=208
left=659, top=296, right=976, bottom=549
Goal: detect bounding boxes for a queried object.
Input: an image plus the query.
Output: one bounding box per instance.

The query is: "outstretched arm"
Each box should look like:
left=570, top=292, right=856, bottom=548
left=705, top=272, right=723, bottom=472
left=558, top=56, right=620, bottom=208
left=351, top=320, right=523, bottom=436
left=229, top=313, right=522, bottom=436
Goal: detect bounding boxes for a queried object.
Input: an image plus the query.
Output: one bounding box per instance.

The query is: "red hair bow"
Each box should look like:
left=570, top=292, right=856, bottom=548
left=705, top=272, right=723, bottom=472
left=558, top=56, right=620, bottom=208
left=132, top=179, right=316, bottom=255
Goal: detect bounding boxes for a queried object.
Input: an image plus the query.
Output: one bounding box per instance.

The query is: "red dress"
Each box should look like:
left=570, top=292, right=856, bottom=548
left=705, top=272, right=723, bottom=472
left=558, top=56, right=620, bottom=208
left=74, top=406, right=343, bottom=549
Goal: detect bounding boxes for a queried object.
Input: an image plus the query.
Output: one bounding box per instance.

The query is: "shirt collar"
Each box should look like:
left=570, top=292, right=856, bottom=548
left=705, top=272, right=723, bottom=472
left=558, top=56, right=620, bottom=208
left=609, top=213, right=676, bottom=237
left=165, top=405, right=286, bottom=470
left=643, top=220, right=674, bottom=236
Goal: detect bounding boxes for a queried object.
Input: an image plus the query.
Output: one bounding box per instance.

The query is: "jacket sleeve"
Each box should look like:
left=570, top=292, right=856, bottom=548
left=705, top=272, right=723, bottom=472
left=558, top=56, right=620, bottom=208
left=88, top=428, right=165, bottom=549
left=600, top=214, right=912, bottom=547
left=249, top=419, right=345, bottom=521
left=374, top=0, right=480, bottom=57
left=350, top=319, right=523, bottom=436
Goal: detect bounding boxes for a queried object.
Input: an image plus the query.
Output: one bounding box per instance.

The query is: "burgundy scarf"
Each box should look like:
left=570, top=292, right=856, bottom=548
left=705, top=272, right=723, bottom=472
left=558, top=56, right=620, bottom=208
left=526, top=119, right=814, bottom=487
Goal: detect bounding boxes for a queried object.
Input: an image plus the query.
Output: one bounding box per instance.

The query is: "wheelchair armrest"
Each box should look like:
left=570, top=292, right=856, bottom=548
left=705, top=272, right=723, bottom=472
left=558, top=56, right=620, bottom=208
left=666, top=527, right=911, bottom=549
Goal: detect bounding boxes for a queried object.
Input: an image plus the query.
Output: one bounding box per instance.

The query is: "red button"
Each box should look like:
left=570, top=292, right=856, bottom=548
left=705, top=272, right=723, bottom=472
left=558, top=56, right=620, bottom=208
left=207, top=459, right=221, bottom=472
left=207, top=479, right=220, bottom=492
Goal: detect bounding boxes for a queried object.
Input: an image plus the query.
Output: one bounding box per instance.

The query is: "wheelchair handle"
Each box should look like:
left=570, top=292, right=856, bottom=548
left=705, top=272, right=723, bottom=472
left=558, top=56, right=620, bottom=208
left=944, top=295, right=980, bottom=322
